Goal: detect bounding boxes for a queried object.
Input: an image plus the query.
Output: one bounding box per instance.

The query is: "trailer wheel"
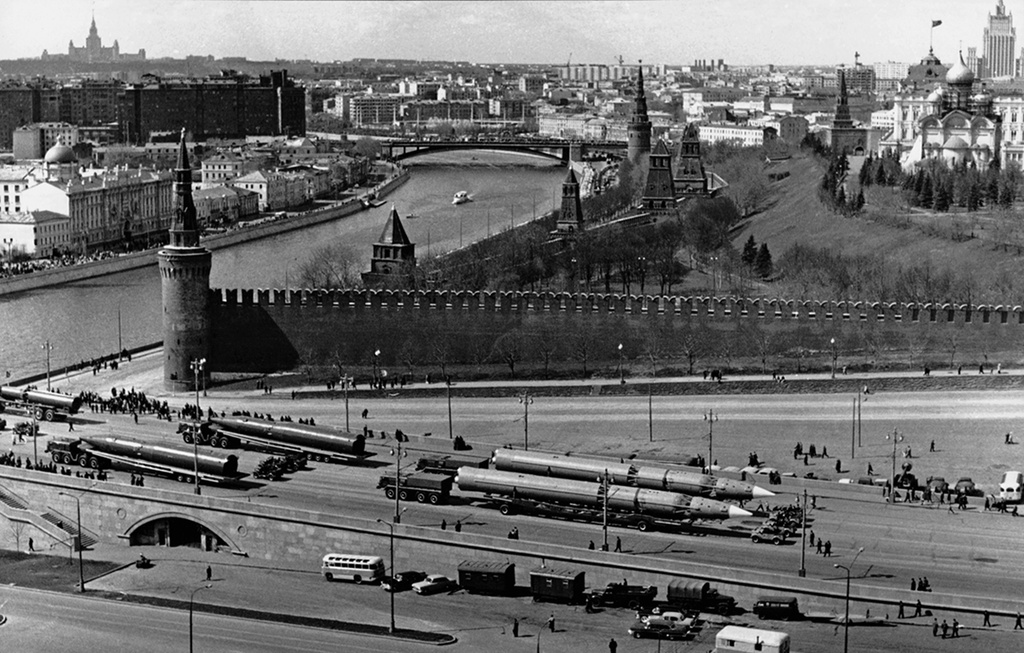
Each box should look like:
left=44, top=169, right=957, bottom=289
left=89, top=457, right=101, bottom=469
left=416, top=492, right=427, bottom=503
left=34, top=407, right=44, bottom=420
left=385, top=488, right=396, bottom=499
left=399, top=490, right=409, bottom=501
left=428, top=493, right=440, bottom=505
left=44, top=409, right=55, bottom=422
left=636, top=520, right=651, bottom=532
left=499, top=503, right=513, bottom=516
left=77, top=454, right=90, bottom=467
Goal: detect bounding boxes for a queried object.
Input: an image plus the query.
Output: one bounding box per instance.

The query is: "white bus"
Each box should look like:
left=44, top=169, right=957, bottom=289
left=321, top=554, right=385, bottom=584
left=715, top=625, right=790, bottom=653
left=1000, top=471, right=1023, bottom=503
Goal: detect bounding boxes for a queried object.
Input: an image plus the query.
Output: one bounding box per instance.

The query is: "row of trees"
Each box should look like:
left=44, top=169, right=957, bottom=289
left=740, top=235, right=774, bottom=279
left=901, top=160, right=1019, bottom=213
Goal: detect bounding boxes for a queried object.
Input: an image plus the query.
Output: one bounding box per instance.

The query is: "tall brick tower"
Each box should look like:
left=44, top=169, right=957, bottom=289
left=158, top=129, right=211, bottom=391
left=627, top=62, right=652, bottom=163
left=556, top=167, right=584, bottom=234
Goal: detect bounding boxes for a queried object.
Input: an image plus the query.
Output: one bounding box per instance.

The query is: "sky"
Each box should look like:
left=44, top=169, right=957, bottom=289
left=0, top=0, right=1015, bottom=67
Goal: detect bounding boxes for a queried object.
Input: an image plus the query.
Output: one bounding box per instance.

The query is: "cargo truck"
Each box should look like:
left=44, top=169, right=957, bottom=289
left=376, top=472, right=453, bottom=504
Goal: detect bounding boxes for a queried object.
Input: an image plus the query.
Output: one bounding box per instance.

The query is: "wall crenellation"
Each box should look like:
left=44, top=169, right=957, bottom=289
left=211, top=287, right=1024, bottom=327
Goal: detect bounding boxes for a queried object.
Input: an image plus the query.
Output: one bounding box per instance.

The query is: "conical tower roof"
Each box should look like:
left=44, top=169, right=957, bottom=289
left=175, top=128, right=190, bottom=171
left=379, top=205, right=412, bottom=245
left=564, top=167, right=578, bottom=184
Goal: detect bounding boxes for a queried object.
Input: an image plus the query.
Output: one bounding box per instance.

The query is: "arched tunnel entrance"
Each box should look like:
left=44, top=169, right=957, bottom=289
left=127, top=514, right=235, bottom=552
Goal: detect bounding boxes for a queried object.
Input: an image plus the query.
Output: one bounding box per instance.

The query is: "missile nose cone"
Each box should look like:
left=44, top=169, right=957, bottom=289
left=727, top=505, right=753, bottom=518
left=751, top=485, right=776, bottom=498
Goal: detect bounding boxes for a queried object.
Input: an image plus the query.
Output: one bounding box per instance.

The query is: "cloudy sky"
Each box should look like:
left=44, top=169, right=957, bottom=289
left=0, top=0, right=1011, bottom=66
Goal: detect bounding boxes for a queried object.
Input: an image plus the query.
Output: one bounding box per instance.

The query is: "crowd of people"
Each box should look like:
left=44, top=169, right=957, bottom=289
left=0, top=250, right=121, bottom=280
left=1, top=450, right=108, bottom=481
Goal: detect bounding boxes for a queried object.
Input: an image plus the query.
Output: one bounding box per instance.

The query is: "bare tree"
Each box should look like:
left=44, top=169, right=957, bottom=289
left=534, top=324, right=560, bottom=378
left=570, top=324, right=597, bottom=378
left=297, top=244, right=362, bottom=290
left=492, top=329, right=526, bottom=379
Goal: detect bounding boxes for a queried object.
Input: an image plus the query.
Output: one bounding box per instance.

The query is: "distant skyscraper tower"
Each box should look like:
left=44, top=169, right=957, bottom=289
left=984, top=0, right=1016, bottom=78
left=159, top=129, right=212, bottom=391
left=627, top=63, right=652, bottom=162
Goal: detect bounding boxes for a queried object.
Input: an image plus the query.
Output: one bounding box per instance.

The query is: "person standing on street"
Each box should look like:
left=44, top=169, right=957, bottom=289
left=609, top=637, right=618, bottom=653
left=512, top=618, right=519, bottom=637
left=206, top=565, right=212, bottom=581
left=547, top=614, right=555, bottom=632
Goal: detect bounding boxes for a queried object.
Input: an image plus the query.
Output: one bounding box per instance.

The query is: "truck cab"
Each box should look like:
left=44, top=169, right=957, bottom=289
left=588, top=581, right=658, bottom=609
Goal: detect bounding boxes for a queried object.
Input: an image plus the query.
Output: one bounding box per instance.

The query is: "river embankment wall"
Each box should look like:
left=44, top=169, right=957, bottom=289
left=0, top=171, right=409, bottom=298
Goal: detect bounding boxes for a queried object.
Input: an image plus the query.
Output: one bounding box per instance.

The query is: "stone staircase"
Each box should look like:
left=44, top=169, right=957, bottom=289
left=0, top=484, right=98, bottom=550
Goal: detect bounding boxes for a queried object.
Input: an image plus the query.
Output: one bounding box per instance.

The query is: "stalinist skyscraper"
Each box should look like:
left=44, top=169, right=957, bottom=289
left=984, top=0, right=1016, bottom=78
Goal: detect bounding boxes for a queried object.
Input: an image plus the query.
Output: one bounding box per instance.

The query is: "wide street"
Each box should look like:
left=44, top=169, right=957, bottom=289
left=6, top=354, right=1024, bottom=651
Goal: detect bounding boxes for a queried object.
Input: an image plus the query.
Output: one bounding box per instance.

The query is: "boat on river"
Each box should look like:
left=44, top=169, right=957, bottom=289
left=452, top=191, right=471, bottom=205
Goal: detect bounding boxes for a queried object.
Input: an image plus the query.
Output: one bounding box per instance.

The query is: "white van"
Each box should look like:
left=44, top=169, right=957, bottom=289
left=1000, top=471, right=1023, bottom=503
left=715, top=625, right=790, bottom=653
left=321, top=554, right=385, bottom=583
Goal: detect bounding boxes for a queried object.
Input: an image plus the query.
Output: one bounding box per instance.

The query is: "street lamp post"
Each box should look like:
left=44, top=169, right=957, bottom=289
left=446, top=376, right=453, bottom=440
left=57, top=491, right=85, bottom=592
left=703, top=409, right=719, bottom=473
left=341, top=375, right=352, bottom=432
left=830, top=337, right=837, bottom=380
left=373, top=349, right=381, bottom=388
left=799, top=489, right=808, bottom=577
left=376, top=518, right=397, bottom=633
left=887, top=428, right=904, bottom=498
left=834, top=547, right=865, bottom=653
left=42, top=341, right=53, bottom=391
left=617, top=343, right=624, bottom=384
left=190, top=358, right=206, bottom=496
left=518, top=391, right=533, bottom=450
left=390, top=436, right=406, bottom=524
left=601, top=469, right=611, bottom=551
left=189, top=583, right=212, bottom=653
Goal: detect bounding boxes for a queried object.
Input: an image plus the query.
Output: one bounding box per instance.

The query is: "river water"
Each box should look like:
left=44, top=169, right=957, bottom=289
left=0, top=151, right=565, bottom=378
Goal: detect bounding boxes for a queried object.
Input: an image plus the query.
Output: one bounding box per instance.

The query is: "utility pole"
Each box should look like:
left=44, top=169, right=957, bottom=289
left=391, top=437, right=406, bottom=524
left=446, top=376, right=453, bottom=440
left=704, top=409, right=719, bottom=473
left=888, top=428, right=904, bottom=497
left=42, top=340, right=53, bottom=391
left=190, top=358, right=206, bottom=496
left=799, top=489, right=807, bottom=577
left=518, top=391, right=533, bottom=450
left=342, top=375, right=352, bottom=432
left=601, top=468, right=610, bottom=551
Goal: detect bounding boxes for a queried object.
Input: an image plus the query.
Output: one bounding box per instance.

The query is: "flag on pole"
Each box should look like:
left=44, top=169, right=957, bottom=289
left=932, top=20, right=943, bottom=27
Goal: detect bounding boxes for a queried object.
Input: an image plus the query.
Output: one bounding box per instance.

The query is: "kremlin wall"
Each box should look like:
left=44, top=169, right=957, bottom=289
left=206, top=287, right=1024, bottom=375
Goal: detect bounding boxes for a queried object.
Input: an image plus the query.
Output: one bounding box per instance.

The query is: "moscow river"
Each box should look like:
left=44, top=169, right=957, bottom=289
left=0, top=151, right=566, bottom=379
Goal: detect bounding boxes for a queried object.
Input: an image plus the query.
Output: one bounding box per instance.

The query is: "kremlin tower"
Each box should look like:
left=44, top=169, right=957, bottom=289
left=158, top=130, right=212, bottom=391
left=627, top=62, right=652, bottom=163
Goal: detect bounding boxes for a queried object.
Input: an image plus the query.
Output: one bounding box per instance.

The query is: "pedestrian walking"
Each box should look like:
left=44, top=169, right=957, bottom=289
left=547, top=614, right=555, bottom=632
left=932, top=619, right=939, bottom=637
left=952, top=618, right=960, bottom=637
left=614, top=537, right=622, bottom=553
left=910, top=578, right=916, bottom=591
left=867, top=463, right=873, bottom=476
left=941, top=619, right=948, bottom=638
left=821, top=446, right=829, bottom=458
left=898, top=601, right=905, bottom=619
left=914, top=600, right=922, bottom=617
left=930, top=439, right=936, bottom=452
left=824, top=540, right=832, bottom=557
left=455, top=520, right=462, bottom=533
left=609, top=637, right=618, bottom=653
left=983, top=610, right=992, bottom=627
left=984, top=496, right=991, bottom=511
left=28, top=537, right=33, bottom=552
left=361, top=408, right=368, bottom=419
left=803, top=453, right=809, bottom=465
left=206, top=565, right=212, bottom=581
left=512, top=618, right=519, bottom=637
left=835, top=459, right=842, bottom=473
left=68, top=421, right=74, bottom=432
left=809, top=530, right=815, bottom=547
left=816, top=540, right=823, bottom=555
left=1015, top=611, right=1023, bottom=630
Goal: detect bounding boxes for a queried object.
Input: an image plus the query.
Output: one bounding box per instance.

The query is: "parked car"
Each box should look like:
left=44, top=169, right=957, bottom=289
left=925, top=476, right=949, bottom=493
left=628, top=619, right=690, bottom=640
left=381, top=570, right=426, bottom=592
left=641, top=611, right=696, bottom=629
left=412, top=574, right=458, bottom=595
left=955, top=477, right=979, bottom=496
left=751, top=524, right=789, bottom=545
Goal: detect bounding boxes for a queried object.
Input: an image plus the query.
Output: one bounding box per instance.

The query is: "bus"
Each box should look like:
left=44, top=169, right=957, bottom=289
left=321, top=554, right=385, bottom=584
left=715, top=625, right=790, bottom=653
left=1000, top=471, right=1023, bottom=503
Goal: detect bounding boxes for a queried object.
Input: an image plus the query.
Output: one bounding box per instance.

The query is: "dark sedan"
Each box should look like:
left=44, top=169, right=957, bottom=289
left=380, top=570, right=426, bottom=593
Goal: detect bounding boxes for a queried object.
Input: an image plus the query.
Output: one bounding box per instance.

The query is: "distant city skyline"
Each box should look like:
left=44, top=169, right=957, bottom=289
left=0, top=0, right=1018, bottom=67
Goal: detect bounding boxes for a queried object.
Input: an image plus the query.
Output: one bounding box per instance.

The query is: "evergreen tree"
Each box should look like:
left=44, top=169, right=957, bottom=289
left=999, top=179, right=1015, bottom=208
left=835, top=185, right=847, bottom=210
left=874, top=160, right=888, bottom=185
left=854, top=189, right=866, bottom=211
left=859, top=158, right=873, bottom=187
left=918, top=175, right=933, bottom=208
left=933, top=180, right=951, bottom=212
left=987, top=174, right=1000, bottom=205
left=755, top=243, right=773, bottom=278
left=913, top=169, right=926, bottom=194
left=741, top=235, right=758, bottom=268
left=967, top=180, right=982, bottom=212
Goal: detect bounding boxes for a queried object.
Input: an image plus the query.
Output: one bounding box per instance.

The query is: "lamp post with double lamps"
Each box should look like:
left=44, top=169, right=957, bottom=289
left=190, top=358, right=206, bottom=496
left=617, top=343, right=625, bottom=384
left=376, top=518, right=399, bottom=634
left=57, top=491, right=85, bottom=592
left=42, top=340, right=54, bottom=390
left=834, top=547, right=865, bottom=653
left=518, top=391, right=533, bottom=450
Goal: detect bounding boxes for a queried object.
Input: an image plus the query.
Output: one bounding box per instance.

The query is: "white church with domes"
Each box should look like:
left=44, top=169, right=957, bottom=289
left=881, top=50, right=1024, bottom=171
